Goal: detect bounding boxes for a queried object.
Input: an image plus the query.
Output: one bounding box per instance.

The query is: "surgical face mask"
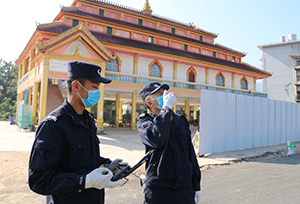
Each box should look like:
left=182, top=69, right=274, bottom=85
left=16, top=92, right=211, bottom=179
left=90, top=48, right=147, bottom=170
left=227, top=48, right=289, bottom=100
left=77, top=81, right=101, bottom=108
left=148, top=95, right=163, bottom=109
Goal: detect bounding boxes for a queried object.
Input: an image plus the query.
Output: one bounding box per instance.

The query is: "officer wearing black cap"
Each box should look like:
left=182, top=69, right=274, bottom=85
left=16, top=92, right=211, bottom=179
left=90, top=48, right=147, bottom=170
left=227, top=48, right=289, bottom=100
left=29, top=61, right=123, bottom=204
left=137, top=82, right=201, bottom=204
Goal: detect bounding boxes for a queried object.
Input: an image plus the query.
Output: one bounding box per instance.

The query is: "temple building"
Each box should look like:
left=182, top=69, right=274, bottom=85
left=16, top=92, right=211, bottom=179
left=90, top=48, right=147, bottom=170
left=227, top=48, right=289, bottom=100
left=16, top=0, right=272, bottom=131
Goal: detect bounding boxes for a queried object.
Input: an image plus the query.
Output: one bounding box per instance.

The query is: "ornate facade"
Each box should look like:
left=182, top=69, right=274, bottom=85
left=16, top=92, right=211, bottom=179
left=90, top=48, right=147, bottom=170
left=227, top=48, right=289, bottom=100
left=16, top=0, right=271, bottom=131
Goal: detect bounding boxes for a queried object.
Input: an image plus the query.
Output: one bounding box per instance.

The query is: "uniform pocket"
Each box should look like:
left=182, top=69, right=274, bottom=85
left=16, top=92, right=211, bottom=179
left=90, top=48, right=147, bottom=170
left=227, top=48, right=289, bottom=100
left=68, top=139, right=92, bottom=169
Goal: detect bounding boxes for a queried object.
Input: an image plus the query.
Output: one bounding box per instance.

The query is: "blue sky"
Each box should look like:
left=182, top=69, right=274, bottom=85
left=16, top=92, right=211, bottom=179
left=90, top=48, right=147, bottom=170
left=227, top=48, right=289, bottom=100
left=1, top=0, right=299, bottom=70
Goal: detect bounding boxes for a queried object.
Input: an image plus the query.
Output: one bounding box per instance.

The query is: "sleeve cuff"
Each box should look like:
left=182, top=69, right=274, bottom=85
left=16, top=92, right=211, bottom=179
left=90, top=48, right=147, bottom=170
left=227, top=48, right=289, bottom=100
left=76, top=175, right=86, bottom=193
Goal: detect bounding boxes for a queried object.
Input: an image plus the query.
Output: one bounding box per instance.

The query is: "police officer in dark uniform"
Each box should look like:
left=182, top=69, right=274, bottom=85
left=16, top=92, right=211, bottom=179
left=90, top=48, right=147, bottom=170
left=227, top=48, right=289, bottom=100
left=137, top=82, right=201, bottom=204
left=28, top=61, right=122, bottom=204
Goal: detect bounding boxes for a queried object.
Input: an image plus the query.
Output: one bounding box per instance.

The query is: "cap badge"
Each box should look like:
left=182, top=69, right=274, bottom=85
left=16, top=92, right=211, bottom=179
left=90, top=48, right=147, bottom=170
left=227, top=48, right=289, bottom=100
left=154, top=84, right=159, bottom=88
left=97, top=69, right=101, bottom=76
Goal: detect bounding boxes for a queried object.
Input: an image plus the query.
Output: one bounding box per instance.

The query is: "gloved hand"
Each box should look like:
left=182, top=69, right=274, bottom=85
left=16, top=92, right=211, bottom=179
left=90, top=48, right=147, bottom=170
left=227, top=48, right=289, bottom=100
left=111, top=159, right=128, bottom=173
left=163, top=90, right=177, bottom=109
left=194, top=191, right=201, bottom=204
left=85, top=167, right=122, bottom=190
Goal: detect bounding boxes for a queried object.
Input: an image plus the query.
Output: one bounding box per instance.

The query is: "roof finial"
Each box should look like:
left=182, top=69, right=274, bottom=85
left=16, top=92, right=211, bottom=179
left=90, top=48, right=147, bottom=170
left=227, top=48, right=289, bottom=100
left=142, top=0, right=152, bottom=15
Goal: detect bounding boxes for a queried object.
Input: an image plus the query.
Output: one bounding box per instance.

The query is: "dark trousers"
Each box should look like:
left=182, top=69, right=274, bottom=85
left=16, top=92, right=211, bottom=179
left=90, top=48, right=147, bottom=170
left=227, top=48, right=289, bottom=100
left=144, top=186, right=195, bottom=204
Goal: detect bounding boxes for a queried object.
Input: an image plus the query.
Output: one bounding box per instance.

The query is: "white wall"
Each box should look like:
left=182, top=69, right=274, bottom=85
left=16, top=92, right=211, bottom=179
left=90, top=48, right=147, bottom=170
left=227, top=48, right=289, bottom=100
left=117, top=53, right=133, bottom=74
left=262, top=42, right=300, bottom=102
left=200, top=90, right=300, bottom=154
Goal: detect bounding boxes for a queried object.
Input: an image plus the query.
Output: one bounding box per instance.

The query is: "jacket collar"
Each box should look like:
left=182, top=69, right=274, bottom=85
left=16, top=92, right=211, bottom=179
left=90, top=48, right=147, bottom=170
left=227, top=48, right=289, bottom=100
left=63, top=99, right=91, bottom=128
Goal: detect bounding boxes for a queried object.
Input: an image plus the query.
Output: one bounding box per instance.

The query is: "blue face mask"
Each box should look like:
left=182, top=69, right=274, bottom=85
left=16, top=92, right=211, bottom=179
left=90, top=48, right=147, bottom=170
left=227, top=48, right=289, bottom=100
left=77, top=81, right=101, bottom=108
left=156, top=95, right=164, bottom=109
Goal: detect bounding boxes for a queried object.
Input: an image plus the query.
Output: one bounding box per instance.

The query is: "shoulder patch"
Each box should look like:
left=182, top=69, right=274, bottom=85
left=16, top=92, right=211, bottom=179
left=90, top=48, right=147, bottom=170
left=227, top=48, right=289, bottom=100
left=47, top=116, right=57, bottom=122
left=139, top=113, right=147, bottom=118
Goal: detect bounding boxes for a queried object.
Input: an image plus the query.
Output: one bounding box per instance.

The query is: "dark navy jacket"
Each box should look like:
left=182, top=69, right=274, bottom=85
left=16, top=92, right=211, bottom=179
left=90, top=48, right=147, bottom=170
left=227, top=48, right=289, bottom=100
left=28, top=100, right=111, bottom=204
left=136, top=109, right=201, bottom=191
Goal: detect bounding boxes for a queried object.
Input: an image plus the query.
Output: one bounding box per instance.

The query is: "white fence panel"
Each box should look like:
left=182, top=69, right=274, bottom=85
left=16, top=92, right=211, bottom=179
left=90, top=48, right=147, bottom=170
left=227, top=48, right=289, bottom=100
left=200, top=90, right=300, bottom=154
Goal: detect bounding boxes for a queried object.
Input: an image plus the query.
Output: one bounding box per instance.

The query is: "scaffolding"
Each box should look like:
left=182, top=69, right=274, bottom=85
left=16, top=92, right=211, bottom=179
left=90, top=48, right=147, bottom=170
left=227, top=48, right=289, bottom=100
left=17, top=104, right=32, bottom=131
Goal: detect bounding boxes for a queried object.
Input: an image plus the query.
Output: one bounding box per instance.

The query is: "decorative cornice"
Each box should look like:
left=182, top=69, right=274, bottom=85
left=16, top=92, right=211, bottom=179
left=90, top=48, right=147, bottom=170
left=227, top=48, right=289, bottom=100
left=215, top=43, right=246, bottom=56
left=242, top=62, right=272, bottom=76
left=36, top=21, right=65, bottom=28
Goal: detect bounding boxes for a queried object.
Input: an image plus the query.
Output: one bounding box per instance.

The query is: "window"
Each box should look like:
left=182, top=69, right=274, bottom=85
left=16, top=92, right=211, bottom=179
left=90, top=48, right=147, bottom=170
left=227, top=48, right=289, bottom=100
left=199, top=36, right=203, bottom=41
left=184, top=44, right=188, bottom=51
left=148, top=36, right=154, bottom=43
left=99, top=9, right=104, bottom=16
left=72, top=20, right=79, bottom=27
left=297, top=70, right=300, bottom=83
left=187, top=66, right=196, bottom=89
left=171, top=28, right=175, bottom=34
left=106, top=59, right=118, bottom=72
left=213, top=51, right=216, bottom=58
left=241, top=80, right=247, bottom=90
left=232, top=56, right=235, bottom=62
left=106, top=27, right=112, bottom=34
left=217, top=74, right=224, bottom=86
left=297, top=60, right=300, bottom=67
left=151, top=64, right=161, bottom=77
left=138, top=19, right=143, bottom=25
left=297, top=86, right=300, bottom=100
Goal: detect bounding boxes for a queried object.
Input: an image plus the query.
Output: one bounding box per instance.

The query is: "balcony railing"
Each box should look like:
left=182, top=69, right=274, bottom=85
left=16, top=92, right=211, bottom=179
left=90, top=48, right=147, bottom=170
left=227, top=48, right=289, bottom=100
left=105, top=71, right=268, bottom=98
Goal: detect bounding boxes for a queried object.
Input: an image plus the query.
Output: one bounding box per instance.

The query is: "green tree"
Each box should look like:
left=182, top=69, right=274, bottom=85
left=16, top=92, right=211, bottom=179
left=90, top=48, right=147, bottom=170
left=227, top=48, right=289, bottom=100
left=0, top=59, right=18, bottom=120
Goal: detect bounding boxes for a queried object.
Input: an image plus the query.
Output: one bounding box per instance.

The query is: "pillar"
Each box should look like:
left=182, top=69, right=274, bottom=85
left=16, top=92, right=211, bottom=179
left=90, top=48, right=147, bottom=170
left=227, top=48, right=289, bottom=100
left=18, top=64, right=23, bottom=80
left=27, top=87, right=32, bottom=105
left=16, top=93, right=21, bottom=123
left=38, top=54, right=49, bottom=122
left=97, top=61, right=107, bottom=132
left=173, top=62, right=177, bottom=80
left=205, top=68, right=209, bottom=84
left=254, top=77, right=257, bottom=91
left=133, top=55, right=138, bottom=75
left=86, top=107, right=91, bottom=112
left=119, top=101, right=123, bottom=124
left=22, top=58, right=28, bottom=76
left=131, top=91, right=137, bottom=130
left=184, top=100, right=190, bottom=121
left=32, top=82, right=39, bottom=125
left=193, top=105, right=197, bottom=120
left=29, top=49, right=35, bottom=71
left=115, top=94, right=120, bottom=127
left=232, top=73, right=235, bottom=88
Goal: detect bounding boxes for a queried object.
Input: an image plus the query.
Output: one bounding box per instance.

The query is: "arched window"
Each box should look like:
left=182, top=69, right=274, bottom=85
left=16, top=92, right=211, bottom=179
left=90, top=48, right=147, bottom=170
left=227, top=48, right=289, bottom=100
left=186, top=66, right=197, bottom=89
left=149, top=60, right=163, bottom=78
left=240, top=76, right=248, bottom=90
left=216, top=72, right=225, bottom=87
left=106, top=54, right=121, bottom=72
left=106, top=59, right=118, bottom=72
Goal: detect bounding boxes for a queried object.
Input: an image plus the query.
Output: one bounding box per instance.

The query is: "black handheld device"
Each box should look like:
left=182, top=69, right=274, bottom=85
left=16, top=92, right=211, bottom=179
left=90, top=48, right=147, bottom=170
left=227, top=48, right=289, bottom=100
left=111, top=149, right=154, bottom=183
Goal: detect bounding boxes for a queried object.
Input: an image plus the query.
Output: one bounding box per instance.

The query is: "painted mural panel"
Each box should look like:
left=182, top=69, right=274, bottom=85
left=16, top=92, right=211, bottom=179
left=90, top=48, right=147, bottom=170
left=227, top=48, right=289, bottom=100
left=88, top=23, right=104, bottom=33
left=124, top=15, right=137, bottom=24
left=227, top=55, right=231, bottom=61
left=144, top=21, right=156, bottom=29
left=217, top=53, right=226, bottom=60
left=189, top=46, right=200, bottom=54
left=170, top=41, right=182, bottom=50
left=82, top=5, right=97, bottom=14
left=189, top=33, right=198, bottom=40
left=49, top=59, right=68, bottom=73
left=203, top=37, right=212, bottom=44
left=176, top=29, right=187, bottom=37
left=114, top=29, right=130, bottom=38
left=202, top=49, right=211, bottom=56
left=132, top=33, right=147, bottom=42
left=155, top=38, right=168, bottom=47
left=159, top=24, right=170, bottom=32
left=106, top=11, right=120, bottom=20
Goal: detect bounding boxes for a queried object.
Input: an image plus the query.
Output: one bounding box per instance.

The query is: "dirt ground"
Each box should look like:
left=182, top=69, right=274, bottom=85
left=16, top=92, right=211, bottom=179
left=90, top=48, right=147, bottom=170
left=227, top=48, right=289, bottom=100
left=0, top=151, right=46, bottom=203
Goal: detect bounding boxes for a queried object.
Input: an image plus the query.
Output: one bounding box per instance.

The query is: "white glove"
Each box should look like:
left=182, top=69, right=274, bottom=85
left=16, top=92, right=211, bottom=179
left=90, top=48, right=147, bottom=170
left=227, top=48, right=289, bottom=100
left=85, top=167, right=122, bottom=190
left=163, top=90, right=177, bottom=109
left=194, top=191, right=201, bottom=204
